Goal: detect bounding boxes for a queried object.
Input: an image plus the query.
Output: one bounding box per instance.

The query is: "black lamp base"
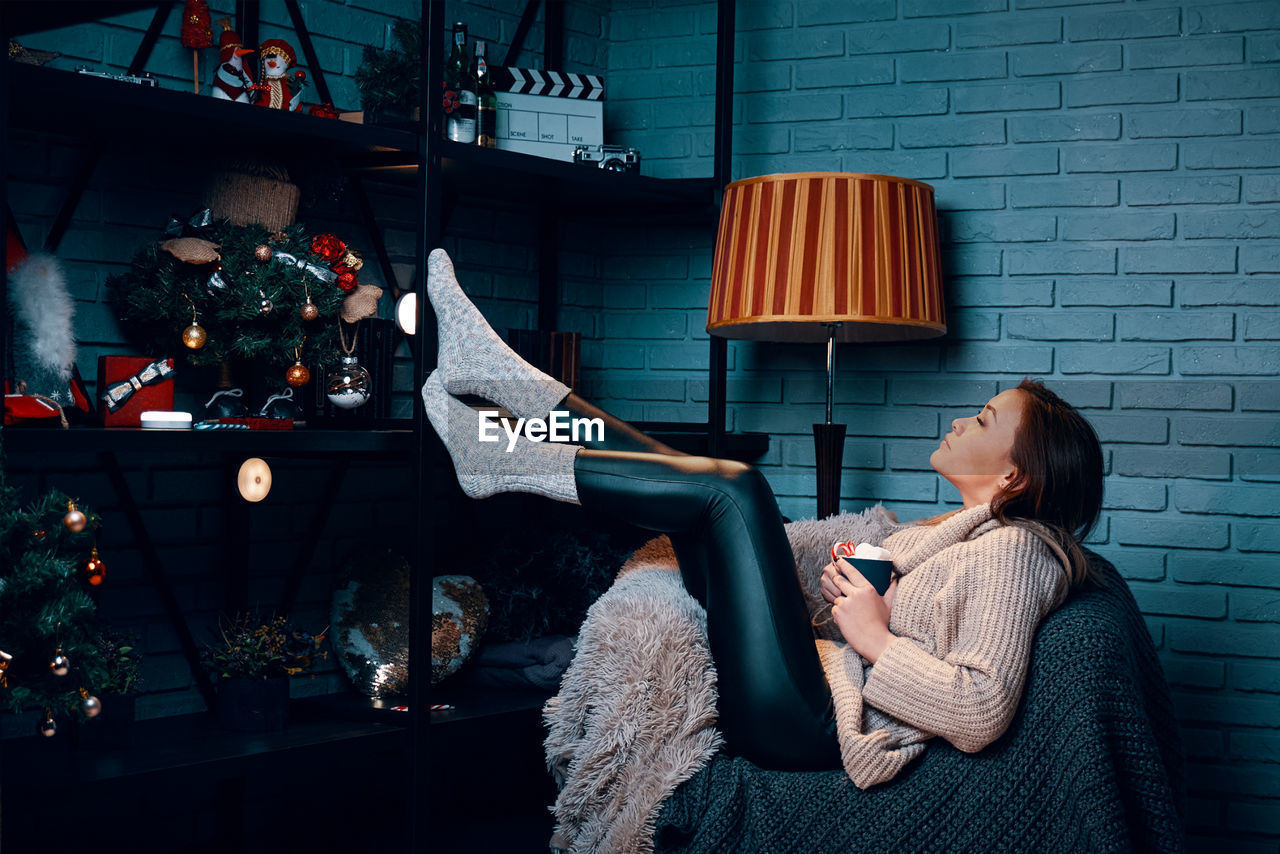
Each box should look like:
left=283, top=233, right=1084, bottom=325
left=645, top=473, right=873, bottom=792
left=814, top=422, right=846, bottom=520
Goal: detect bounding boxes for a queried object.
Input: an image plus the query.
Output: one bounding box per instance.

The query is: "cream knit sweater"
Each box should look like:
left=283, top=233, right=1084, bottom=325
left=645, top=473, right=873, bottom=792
left=816, top=502, right=1071, bottom=789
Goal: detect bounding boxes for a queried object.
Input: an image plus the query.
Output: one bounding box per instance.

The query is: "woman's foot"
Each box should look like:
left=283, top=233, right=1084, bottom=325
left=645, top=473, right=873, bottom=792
left=421, top=370, right=581, bottom=503
left=427, top=248, right=571, bottom=419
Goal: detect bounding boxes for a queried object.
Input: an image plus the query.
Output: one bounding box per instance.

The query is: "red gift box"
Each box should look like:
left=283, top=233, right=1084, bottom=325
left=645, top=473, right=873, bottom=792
left=97, top=356, right=175, bottom=427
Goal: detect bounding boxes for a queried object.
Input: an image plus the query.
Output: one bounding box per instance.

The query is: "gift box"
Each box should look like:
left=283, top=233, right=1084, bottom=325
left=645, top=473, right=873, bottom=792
left=97, top=356, right=175, bottom=427
left=491, top=67, right=604, bottom=162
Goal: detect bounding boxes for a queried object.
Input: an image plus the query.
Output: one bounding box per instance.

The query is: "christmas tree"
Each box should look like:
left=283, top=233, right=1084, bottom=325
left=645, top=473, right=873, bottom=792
left=0, top=449, right=113, bottom=734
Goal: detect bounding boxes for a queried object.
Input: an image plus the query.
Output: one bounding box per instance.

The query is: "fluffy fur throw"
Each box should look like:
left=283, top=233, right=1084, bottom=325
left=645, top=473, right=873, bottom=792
left=544, top=504, right=900, bottom=853
left=8, top=252, right=75, bottom=384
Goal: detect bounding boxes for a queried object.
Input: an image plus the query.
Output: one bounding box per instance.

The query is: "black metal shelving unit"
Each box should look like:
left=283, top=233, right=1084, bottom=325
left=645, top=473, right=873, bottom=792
left=2, top=0, right=743, bottom=849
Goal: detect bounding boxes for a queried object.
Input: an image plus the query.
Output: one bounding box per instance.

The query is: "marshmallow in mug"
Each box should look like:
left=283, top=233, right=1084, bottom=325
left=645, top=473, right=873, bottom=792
left=831, top=540, right=894, bottom=563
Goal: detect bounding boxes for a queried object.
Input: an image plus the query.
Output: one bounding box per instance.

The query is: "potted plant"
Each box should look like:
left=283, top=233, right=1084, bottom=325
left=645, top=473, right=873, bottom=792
left=353, top=18, right=422, bottom=127
left=201, top=613, right=327, bottom=732
left=72, top=628, right=144, bottom=749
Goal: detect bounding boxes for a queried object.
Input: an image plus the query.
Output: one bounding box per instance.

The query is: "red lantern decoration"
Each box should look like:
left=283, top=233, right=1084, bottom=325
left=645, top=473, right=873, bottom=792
left=180, top=0, right=214, bottom=47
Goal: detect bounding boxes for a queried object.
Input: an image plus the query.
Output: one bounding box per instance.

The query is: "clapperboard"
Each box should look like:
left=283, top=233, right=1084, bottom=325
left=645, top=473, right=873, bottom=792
left=490, top=67, right=605, bottom=163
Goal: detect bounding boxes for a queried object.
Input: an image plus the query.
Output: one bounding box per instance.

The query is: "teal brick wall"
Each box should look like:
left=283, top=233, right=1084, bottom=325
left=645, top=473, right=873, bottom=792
left=601, top=2, right=1280, bottom=848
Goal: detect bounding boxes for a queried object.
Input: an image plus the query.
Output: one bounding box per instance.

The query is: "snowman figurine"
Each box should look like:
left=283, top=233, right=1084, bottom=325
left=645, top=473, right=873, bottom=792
left=257, top=39, right=307, bottom=111
left=210, top=18, right=256, bottom=102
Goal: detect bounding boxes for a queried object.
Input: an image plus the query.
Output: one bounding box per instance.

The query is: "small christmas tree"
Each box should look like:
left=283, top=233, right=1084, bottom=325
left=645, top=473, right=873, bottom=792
left=0, top=450, right=114, bottom=735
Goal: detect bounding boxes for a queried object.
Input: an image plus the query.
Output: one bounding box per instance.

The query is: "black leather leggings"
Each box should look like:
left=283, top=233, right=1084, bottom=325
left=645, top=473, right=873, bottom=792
left=560, top=394, right=840, bottom=770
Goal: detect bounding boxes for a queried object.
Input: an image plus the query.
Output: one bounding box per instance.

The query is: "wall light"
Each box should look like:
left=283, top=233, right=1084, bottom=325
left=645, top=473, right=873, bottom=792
left=237, top=457, right=272, bottom=502
left=395, top=291, right=417, bottom=335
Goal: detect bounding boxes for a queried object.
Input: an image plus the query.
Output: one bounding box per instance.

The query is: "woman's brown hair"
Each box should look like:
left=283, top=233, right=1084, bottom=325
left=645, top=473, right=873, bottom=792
left=919, top=378, right=1105, bottom=587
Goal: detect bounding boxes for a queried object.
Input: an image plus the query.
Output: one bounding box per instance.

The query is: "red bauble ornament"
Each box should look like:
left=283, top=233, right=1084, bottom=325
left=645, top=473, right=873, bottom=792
left=310, top=233, right=346, bottom=263
left=180, top=0, right=214, bottom=48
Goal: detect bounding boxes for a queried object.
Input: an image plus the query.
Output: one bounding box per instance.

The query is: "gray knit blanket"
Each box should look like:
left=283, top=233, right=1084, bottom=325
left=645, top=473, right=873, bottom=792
left=545, top=505, right=1186, bottom=853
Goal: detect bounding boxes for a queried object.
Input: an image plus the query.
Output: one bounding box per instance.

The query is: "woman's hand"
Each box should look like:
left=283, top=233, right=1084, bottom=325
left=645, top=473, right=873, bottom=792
left=827, top=564, right=898, bottom=664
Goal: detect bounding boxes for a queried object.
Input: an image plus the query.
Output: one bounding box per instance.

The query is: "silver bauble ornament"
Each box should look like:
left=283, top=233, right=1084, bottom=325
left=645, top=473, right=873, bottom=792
left=325, top=355, right=371, bottom=410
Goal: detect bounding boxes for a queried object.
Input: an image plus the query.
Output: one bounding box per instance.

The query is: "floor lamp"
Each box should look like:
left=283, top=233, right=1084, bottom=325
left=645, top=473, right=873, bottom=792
left=707, top=172, right=947, bottom=519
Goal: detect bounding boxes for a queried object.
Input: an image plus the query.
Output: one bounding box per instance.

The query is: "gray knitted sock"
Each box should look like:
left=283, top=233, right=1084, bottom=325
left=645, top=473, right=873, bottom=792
left=422, top=371, right=581, bottom=504
left=427, top=248, right=571, bottom=419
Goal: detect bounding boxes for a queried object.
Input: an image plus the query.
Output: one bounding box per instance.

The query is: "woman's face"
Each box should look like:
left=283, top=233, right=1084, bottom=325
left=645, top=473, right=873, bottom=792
left=930, top=388, right=1026, bottom=508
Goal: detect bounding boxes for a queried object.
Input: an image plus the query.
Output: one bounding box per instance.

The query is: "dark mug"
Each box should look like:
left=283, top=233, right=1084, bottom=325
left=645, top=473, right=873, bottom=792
left=838, top=557, right=894, bottom=596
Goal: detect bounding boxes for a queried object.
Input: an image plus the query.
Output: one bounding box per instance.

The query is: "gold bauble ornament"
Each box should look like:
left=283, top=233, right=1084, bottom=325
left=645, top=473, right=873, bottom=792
left=255, top=244, right=273, bottom=262
left=39, top=710, right=56, bottom=737
left=50, top=650, right=69, bottom=676
left=80, top=688, right=102, bottom=718
left=259, top=297, right=274, bottom=315
left=63, top=503, right=87, bottom=533
left=300, top=299, right=319, bottom=321
left=286, top=362, right=311, bottom=388
left=183, top=322, right=207, bottom=350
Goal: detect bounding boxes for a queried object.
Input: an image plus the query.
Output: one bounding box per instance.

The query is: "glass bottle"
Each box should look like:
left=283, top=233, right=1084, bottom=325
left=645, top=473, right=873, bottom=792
left=474, top=39, right=497, bottom=148
left=444, top=23, right=477, bottom=143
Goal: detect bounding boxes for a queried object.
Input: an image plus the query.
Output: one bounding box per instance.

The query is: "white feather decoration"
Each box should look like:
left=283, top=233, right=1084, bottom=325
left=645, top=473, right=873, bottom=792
left=9, top=252, right=76, bottom=381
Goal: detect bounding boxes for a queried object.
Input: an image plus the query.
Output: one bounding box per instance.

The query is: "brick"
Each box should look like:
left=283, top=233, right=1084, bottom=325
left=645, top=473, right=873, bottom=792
left=1087, top=414, right=1169, bottom=444
left=1127, top=176, right=1241, bottom=206
left=1012, top=43, right=1121, bottom=76
left=595, top=378, right=685, bottom=402
left=1164, top=660, right=1227, bottom=690
left=1128, top=36, right=1245, bottom=70
left=745, top=93, right=842, bottom=123
left=1113, top=447, right=1231, bottom=479
left=1245, top=313, right=1280, bottom=340
left=1132, top=583, right=1225, bottom=618
left=948, top=212, right=1057, bottom=242
left=1179, top=279, right=1278, bottom=306
left=949, top=278, right=1054, bottom=306
left=847, top=86, right=949, bottom=118
left=610, top=70, right=695, bottom=101
left=610, top=10, right=696, bottom=40
left=949, top=311, right=1002, bottom=339
left=951, top=147, right=1059, bottom=177
left=943, top=246, right=1003, bottom=276
left=1010, top=178, right=1118, bottom=207
left=1187, top=2, right=1280, bottom=35
left=1177, top=415, right=1280, bottom=446
left=1006, top=311, right=1113, bottom=340
left=1009, top=112, right=1120, bottom=142
left=840, top=474, right=938, bottom=502
left=783, top=378, right=884, bottom=405
left=954, top=81, right=1061, bottom=113
left=602, top=311, right=686, bottom=339
left=1115, top=516, right=1226, bottom=548
left=842, top=151, right=948, bottom=179
left=1128, top=108, right=1243, bottom=139
left=734, top=125, right=792, bottom=155
left=1171, top=622, right=1280, bottom=659
left=1229, top=803, right=1280, bottom=836
left=1094, top=546, right=1164, bottom=580
left=904, top=0, right=1006, bottom=16
left=1235, top=521, right=1280, bottom=551
left=1016, top=0, right=1122, bottom=7
left=1229, top=447, right=1280, bottom=481
left=846, top=22, right=952, bottom=54
left=784, top=438, right=885, bottom=470
left=1187, top=69, right=1280, bottom=101
left=795, top=57, right=895, bottom=89
left=1185, top=140, right=1280, bottom=171
left=1060, top=345, right=1170, bottom=375
left=1251, top=32, right=1280, bottom=62
left=944, top=344, right=1054, bottom=373
left=1007, top=246, right=1116, bottom=275
left=1239, top=381, right=1280, bottom=411
left=1248, top=105, right=1280, bottom=134
left=1060, top=279, right=1172, bottom=307
left=900, top=116, right=1008, bottom=148
left=1244, top=175, right=1280, bottom=203
left=899, top=52, right=1008, bottom=83
left=935, top=183, right=1006, bottom=211
left=654, top=37, right=716, bottom=68
left=957, top=16, right=1061, bottom=48
left=733, top=62, right=792, bottom=93
left=1124, top=247, right=1237, bottom=275
left=1067, top=8, right=1180, bottom=42
left=1065, top=143, right=1177, bottom=173
left=1234, top=661, right=1280, bottom=692
left=1062, top=211, right=1174, bottom=241
left=796, top=121, right=893, bottom=152
left=1119, top=312, right=1234, bottom=342
left=1178, top=346, right=1280, bottom=376
left=1242, top=245, right=1280, bottom=274
left=1232, top=589, right=1280, bottom=622
left=1104, top=480, right=1168, bottom=511
left=892, top=379, right=1000, bottom=406
left=1116, top=381, right=1233, bottom=411
left=796, top=0, right=895, bottom=26
left=1175, top=481, right=1280, bottom=517
left=1066, top=73, right=1179, bottom=106
left=1182, top=210, right=1280, bottom=240
left=746, top=29, right=844, bottom=62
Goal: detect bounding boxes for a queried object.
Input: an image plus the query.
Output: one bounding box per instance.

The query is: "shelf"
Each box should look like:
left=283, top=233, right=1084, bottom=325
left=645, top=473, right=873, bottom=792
left=6, top=64, right=419, bottom=162
left=5, top=1, right=171, bottom=37
left=1, top=698, right=406, bottom=790
left=0, top=426, right=414, bottom=458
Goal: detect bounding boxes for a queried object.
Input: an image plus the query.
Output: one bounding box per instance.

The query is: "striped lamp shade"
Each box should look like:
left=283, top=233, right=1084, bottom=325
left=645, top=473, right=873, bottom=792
left=708, top=172, right=946, bottom=343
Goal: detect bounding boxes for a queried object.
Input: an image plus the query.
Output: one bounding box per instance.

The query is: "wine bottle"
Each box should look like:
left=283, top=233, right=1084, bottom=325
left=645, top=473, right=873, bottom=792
left=444, top=23, right=476, bottom=143
left=474, top=40, right=497, bottom=148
